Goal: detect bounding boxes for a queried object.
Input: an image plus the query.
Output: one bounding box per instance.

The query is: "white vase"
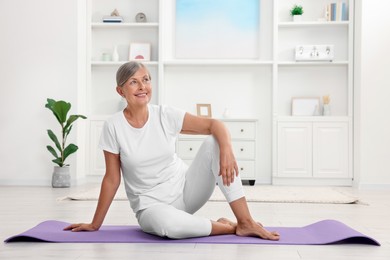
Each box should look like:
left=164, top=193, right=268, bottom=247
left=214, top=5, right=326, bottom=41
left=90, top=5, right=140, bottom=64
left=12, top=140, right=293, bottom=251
left=52, top=166, right=71, bottom=188
left=112, top=45, right=119, bottom=62
left=293, top=15, right=303, bottom=22
left=323, top=104, right=331, bottom=116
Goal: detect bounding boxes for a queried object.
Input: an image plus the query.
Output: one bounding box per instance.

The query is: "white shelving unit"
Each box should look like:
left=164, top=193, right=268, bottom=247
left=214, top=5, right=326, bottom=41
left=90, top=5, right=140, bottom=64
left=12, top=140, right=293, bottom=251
left=82, top=0, right=354, bottom=186
left=272, top=0, right=354, bottom=185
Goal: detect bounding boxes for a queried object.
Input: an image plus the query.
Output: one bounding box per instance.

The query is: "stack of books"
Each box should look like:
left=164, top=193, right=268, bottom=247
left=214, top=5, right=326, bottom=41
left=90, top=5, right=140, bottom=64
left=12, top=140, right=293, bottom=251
left=102, top=16, right=123, bottom=23
left=326, top=2, right=348, bottom=21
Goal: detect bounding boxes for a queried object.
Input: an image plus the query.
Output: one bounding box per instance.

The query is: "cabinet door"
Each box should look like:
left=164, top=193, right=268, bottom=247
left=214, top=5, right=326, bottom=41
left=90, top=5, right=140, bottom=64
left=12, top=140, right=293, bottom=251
left=277, top=122, right=312, bottom=177
left=313, top=123, right=348, bottom=178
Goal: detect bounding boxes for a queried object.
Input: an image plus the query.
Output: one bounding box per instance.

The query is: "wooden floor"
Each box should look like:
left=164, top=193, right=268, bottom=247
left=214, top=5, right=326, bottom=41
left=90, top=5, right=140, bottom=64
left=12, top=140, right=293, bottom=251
left=1, top=184, right=389, bottom=260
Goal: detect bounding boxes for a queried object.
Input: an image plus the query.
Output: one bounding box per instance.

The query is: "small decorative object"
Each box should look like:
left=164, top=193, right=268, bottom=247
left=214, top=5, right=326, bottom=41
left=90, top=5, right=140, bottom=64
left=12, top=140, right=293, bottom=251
left=323, top=95, right=331, bottom=116
left=196, top=104, right=212, bottom=118
left=112, top=45, right=119, bottom=62
left=102, top=8, right=123, bottom=23
left=290, top=4, right=304, bottom=22
left=102, top=53, right=111, bottom=61
left=129, top=43, right=151, bottom=61
left=295, top=45, right=334, bottom=62
left=135, top=12, right=147, bottom=23
left=45, top=98, right=87, bottom=187
left=292, top=97, right=320, bottom=116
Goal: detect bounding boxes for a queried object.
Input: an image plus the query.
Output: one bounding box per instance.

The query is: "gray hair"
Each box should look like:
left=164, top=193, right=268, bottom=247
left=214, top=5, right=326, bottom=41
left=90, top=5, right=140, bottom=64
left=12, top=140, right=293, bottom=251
left=116, top=61, right=150, bottom=87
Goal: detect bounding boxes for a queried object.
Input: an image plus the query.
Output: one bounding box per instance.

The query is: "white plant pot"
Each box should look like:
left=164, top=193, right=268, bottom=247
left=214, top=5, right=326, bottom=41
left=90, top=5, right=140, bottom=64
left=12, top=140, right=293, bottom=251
left=293, top=15, right=303, bottom=22
left=52, top=166, right=71, bottom=188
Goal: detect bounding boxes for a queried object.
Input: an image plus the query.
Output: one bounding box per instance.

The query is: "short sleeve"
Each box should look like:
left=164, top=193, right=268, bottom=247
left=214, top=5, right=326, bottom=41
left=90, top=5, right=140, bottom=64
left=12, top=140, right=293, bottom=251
left=160, top=105, right=186, bottom=135
left=98, top=120, right=120, bottom=154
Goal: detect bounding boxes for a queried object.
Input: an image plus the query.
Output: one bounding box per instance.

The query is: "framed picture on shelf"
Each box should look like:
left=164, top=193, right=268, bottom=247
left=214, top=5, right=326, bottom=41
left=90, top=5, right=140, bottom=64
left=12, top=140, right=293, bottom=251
left=196, top=104, right=212, bottom=118
left=291, top=97, right=320, bottom=116
left=129, top=43, right=151, bottom=61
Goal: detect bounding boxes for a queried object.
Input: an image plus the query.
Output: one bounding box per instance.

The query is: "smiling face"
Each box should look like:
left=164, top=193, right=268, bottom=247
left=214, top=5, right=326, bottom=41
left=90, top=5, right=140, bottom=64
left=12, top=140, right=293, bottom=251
left=116, top=67, right=152, bottom=108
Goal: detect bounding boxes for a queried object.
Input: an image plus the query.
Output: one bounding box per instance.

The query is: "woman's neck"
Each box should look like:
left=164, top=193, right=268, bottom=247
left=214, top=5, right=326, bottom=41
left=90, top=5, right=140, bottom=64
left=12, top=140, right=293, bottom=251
left=123, top=105, right=149, bottom=128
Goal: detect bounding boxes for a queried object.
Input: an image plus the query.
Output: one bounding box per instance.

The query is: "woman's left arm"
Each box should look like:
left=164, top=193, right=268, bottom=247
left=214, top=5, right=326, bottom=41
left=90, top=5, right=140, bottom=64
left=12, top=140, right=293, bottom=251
left=181, top=113, right=238, bottom=186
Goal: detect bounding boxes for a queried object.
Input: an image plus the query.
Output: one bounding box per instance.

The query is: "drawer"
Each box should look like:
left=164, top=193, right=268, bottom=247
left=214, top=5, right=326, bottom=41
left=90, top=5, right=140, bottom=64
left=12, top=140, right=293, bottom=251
left=224, top=121, right=256, bottom=139
left=178, top=140, right=255, bottom=160
left=237, top=161, right=255, bottom=179
left=177, top=140, right=202, bottom=159
left=181, top=160, right=255, bottom=180
left=232, top=141, right=255, bottom=159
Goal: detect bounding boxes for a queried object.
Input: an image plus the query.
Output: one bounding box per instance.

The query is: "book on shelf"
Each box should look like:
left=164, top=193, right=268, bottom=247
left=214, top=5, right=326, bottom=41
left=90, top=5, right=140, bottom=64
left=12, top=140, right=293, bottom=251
left=102, top=16, right=123, bottom=23
left=326, top=2, right=348, bottom=21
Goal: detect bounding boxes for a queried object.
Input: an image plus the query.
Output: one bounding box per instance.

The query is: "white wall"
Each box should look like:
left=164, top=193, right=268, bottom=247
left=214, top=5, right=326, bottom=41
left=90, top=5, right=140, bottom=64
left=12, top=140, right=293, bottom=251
left=354, top=0, right=390, bottom=188
left=0, top=0, right=79, bottom=185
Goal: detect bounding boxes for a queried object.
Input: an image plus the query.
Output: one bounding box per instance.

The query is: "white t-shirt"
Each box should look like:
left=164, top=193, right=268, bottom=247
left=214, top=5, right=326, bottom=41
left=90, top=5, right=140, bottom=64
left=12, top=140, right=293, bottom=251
left=99, top=104, right=187, bottom=213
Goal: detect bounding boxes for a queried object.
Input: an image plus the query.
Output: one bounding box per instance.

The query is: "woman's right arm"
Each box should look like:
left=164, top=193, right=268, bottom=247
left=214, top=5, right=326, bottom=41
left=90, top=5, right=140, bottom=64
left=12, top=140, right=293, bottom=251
left=64, top=150, right=121, bottom=232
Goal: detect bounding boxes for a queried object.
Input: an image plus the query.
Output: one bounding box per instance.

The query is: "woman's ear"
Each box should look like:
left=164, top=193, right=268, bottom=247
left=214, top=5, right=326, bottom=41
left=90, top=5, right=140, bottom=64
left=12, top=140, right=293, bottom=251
left=116, top=86, right=124, bottom=97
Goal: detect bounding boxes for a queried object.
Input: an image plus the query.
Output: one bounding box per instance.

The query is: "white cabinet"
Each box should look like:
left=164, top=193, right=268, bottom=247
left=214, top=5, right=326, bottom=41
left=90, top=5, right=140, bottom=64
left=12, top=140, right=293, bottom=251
left=177, top=119, right=257, bottom=185
left=89, top=120, right=106, bottom=176
left=272, top=0, right=354, bottom=185
left=277, top=122, right=349, bottom=180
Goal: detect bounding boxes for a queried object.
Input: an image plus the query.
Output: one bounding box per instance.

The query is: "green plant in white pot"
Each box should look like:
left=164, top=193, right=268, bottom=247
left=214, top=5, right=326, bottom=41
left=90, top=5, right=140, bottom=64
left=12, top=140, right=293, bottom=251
left=45, top=98, right=87, bottom=187
left=290, top=4, right=304, bottom=22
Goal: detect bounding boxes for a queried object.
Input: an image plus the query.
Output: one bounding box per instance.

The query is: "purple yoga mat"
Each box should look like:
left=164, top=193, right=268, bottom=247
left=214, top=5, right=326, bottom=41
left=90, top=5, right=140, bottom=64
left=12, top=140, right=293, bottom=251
left=4, top=219, right=380, bottom=245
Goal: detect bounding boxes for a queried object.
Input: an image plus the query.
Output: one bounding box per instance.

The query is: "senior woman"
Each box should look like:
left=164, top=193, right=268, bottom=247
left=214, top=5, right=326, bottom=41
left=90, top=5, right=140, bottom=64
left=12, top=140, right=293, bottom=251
left=65, top=61, right=279, bottom=240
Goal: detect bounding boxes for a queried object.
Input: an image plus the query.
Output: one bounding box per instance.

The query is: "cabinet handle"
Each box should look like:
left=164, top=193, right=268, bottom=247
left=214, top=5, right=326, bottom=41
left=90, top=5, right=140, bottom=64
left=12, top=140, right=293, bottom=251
left=240, top=148, right=244, bottom=152
left=240, top=167, right=244, bottom=171
left=240, top=129, right=244, bottom=132
left=189, top=148, right=193, bottom=151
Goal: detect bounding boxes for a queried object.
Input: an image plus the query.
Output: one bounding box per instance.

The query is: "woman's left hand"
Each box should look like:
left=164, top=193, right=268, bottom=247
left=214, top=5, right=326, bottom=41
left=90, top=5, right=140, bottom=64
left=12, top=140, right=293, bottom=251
left=219, top=146, right=239, bottom=186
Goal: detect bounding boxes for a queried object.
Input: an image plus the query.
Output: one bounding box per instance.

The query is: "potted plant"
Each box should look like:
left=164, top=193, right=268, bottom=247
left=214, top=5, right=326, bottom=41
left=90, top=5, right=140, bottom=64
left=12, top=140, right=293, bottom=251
left=45, top=98, right=87, bottom=187
left=290, top=4, right=304, bottom=22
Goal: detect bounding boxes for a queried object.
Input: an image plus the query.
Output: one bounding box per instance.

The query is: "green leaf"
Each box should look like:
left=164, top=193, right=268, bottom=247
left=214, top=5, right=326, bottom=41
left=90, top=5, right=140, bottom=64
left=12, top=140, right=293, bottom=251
left=64, top=125, right=73, bottom=140
left=64, top=114, right=87, bottom=133
left=52, top=101, right=71, bottom=124
left=47, top=130, right=62, bottom=152
left=45, top=98, right=56, bottom=111
left=46, top=145, right=59, bottom=159
left=63, top=143, right=78, bottom=162
left=52, top=158, right=63, bottom=167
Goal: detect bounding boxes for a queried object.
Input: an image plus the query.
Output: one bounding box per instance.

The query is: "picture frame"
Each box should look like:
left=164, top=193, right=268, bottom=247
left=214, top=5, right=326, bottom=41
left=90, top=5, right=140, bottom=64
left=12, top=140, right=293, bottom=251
left=129, top=43, right=151, bottom=61
left=196, top=104, right=212, bottom=118
left=291, top=97, right=320, bottom=116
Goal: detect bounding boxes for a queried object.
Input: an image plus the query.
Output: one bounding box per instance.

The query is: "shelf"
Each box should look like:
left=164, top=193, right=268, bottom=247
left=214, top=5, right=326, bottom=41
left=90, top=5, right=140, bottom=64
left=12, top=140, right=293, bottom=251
left=91, top=22, right=159, bottom=28
left=276, top=116, right=351, bottom=122
left=163, top=60, right=273, bottom=66
left=91, top=61, right=159, bottom=66
left=277, top=61, right=349, bottom=66
left=278, top=21, right=349, bottom=28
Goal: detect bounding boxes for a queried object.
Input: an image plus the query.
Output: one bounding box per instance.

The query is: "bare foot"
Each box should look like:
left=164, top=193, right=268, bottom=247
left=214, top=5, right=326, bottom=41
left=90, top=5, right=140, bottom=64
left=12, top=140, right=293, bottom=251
left=236, top=220, right=280, bottom=241
left=217, top=217, right=237, bottom=228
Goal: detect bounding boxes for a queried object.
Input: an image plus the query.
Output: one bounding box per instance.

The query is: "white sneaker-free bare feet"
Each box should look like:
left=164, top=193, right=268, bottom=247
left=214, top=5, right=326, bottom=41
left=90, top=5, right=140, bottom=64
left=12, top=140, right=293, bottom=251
left=236, top=220, right=280, bottom=240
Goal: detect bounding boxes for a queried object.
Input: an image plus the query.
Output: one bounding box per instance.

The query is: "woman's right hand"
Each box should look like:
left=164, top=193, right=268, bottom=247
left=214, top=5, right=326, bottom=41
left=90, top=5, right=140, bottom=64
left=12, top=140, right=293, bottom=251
left=63, top=223, right=99, bottom=232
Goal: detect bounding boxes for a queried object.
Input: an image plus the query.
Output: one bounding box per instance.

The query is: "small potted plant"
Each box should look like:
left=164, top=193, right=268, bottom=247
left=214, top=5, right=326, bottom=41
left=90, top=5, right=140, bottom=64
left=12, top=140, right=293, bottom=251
left=45, top=98, right=87, bottom=187
left=290, top=4, right=304, bottom=22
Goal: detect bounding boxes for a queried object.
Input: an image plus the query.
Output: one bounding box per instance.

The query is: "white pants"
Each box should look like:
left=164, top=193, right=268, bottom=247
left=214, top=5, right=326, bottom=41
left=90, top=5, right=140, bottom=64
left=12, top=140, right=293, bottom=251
left=136, top=136, right=245, bottom=239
